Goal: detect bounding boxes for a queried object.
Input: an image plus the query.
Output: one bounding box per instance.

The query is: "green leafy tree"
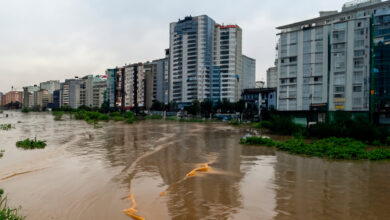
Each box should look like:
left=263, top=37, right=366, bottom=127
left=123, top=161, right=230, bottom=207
left=151, top=101, right=165, bottom=111
left=201, top=99, right=213, bottom=117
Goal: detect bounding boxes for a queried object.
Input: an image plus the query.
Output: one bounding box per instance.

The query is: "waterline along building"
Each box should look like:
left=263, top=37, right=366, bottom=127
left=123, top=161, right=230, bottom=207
left=272, top=0, right=390, bottom=123
left=169, top=15, right=254, bottom=104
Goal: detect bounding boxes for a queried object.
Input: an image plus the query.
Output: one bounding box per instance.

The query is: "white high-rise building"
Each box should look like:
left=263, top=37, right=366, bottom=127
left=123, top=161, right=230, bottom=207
left=275, top=0, right=385, bottom=112
left=169, top=15, right=216, bottom=103
left=213, top=25, right=243, bottom=102
left=242, top=55, right=256, bottom=90
left=40, top=80, right=60, bottom=94
left=267, top=67, right=278, bottom=88
left=169, top=15, right=251, bottom=104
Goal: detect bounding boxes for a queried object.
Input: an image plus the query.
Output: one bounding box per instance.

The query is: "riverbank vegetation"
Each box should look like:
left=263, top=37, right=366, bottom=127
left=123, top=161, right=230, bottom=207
left=52, top=111, right=64, bottom=121
left=254, top=112, right=390, bottom=145
left=0, top=150, right=4, bottom=158
left=240, top=136, right=390, bottom=160
left=52, top=106, right=136, bottom=125
left=0, top=124, right=12, bottom=130
left=145, top=115, right=163, bottom=120
left=16, top=138, right=47, bottom=149
left=21, top=106, right=42, bottom=113
left=0, top=155, right=25, bottom=219
left=0, top=189, right=25, bottom=220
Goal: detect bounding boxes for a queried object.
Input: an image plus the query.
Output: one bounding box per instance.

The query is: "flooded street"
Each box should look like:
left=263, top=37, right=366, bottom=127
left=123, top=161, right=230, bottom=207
left=1, top=111, right=390, bottom=219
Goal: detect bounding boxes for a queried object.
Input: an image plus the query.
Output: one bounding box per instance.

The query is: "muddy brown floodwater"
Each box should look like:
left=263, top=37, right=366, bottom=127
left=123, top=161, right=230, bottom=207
left=1, top=111, right=390, bottom=219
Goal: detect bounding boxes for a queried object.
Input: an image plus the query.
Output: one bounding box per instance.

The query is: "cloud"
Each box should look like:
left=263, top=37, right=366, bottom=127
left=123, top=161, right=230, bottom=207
left=0, top=0, right=343, bottom=91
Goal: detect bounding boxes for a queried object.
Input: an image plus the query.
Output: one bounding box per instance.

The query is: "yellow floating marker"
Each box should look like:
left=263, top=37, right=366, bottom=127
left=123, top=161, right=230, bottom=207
left=159, top=191, right=166, bottom=197
left=185, top=163, right=210, bottom=177
left=122, top=194, right=145, bottom=220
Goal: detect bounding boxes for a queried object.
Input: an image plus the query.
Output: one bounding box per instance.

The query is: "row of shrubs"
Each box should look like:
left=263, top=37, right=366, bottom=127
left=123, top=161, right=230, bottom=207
left=52, top=109, right=136, bottom=125
left=254, top=113, right=390, bottom=145
left=240, top=136, right=390, bottom=160
left=16, top=138, right=47, bottom=150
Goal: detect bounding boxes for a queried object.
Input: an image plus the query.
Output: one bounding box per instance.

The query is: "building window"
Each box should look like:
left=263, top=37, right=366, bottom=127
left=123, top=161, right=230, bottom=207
left=353, top=85, right=362, bottom=92
left=334, top=86, right=345, bottom=93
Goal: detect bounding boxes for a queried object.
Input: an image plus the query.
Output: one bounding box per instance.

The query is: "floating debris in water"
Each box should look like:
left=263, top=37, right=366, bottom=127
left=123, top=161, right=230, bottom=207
left=123, top=194, right=145, bottom=220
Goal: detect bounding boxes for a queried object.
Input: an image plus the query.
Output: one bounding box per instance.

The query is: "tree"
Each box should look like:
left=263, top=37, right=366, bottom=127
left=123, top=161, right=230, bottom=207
left=100, top=101, right=109, bottom=113
left=201, top=99, right=213, bottom=117
left=151, top=101, right=164, bottom=111
left=187, top=100, right=200, bottom=116
left=168, top=101, right=178, bottom=112
left=235, top=100, right=245, bottom=113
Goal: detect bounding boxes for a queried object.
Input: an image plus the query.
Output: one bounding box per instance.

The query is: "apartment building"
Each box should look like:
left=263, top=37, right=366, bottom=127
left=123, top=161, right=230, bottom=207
left=274, top=0, right=388, bottom=113
left=214, top=24, right=243, bottom=102
left=169, top=15, right=216, bottom=103
left=169, top=15, right=254, bottom=104
left=267, top=67, right=278, bottom=88
left=22, top=85, right=40, bottom=108
left=152, top=49, right=170, bottom=104
left=106, top=69, right=116, bottom=108
left=40, top=80, right=60, bottom=94
left=242, top=55, right=256, bottom=90
left=61, top=79, right=83, bottom=109
left=92, top=76, right=107, bottom=108
left=373, top=7, right=390, bottom=123
left=2, top=91, right=23, bottom=107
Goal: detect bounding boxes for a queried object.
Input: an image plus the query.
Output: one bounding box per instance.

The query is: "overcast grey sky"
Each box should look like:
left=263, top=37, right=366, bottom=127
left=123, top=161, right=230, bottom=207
left=0, top=0, right=345, bottom=92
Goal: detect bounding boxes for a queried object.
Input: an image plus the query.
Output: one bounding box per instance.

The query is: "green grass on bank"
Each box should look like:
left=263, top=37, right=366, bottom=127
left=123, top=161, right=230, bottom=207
left=240, top=136, right=390, bottom=160
left=145, top=115, right=163, bottom=120
left=0, top=189, right=25, bottom=220
left=16, top=138, right=47, bottom=150
left=1, top=156, right=25, bottom=219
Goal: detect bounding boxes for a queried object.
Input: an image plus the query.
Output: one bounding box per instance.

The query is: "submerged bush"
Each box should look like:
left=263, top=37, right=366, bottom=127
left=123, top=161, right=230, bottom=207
left=230, top=119, right=241, bottom=126
left=16, top=138, right=46, bottom=149
left=0, top=124, right=12, bottom=131
left=21, top=107, right=30, bottom=113
left=240, top=136, right=390, bottom=160
left=52, top=111, right=64, bottom=121
left=0, top=150, right=4, bottom=158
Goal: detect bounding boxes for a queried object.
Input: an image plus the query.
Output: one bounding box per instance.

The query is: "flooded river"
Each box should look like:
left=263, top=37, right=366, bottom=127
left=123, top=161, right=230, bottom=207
left=1, top=111, right=390, bottom=219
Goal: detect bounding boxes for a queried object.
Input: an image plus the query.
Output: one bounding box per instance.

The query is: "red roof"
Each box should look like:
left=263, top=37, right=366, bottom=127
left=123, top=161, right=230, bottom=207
left=220, top=25, right=238, bottom=29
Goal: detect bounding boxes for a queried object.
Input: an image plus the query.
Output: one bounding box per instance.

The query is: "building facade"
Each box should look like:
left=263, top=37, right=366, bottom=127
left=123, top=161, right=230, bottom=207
left=242, top=88, right=277, bottom=111
left=152, top=49, right=170, bottom=104
left=92, top=76, right=107, bottom=108
left=266, top=66, right=278, bottom=88
left=106, top=69, right=117, bottom=108
left=242, top=55, right=256, bottom=90
left=274, top=0, right=388, bottom=113
left=213, top=24, right=243, bottom=102
left=22, top=85, right=40, bottom=108
left=373, top=7, right=390, bottom=123
left=40, top=80, right=60, bottom=94
left=62, top=79, right=83, bottom=109
left=169, top=15, right=216, bottom=103
left=2, top=91, right=23, bottom=107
